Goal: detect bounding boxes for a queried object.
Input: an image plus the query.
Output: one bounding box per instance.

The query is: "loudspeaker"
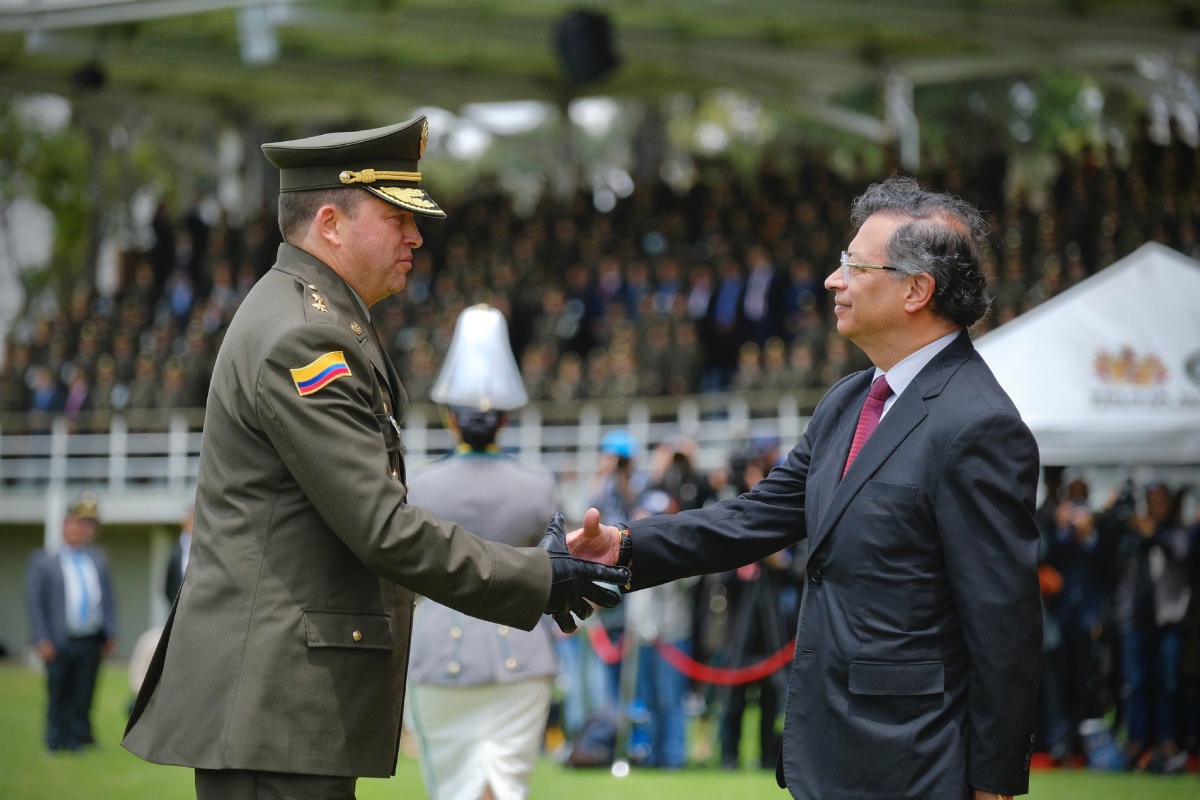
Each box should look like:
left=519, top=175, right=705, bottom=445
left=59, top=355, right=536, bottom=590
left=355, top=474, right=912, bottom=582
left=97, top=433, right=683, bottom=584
left=554, top=10, right=619, bottom=86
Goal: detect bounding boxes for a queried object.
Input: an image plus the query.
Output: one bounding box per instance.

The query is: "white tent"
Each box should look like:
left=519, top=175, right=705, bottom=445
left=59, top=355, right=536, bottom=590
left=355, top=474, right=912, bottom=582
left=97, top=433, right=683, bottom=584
left=976, top=242, right=1200, bottom=465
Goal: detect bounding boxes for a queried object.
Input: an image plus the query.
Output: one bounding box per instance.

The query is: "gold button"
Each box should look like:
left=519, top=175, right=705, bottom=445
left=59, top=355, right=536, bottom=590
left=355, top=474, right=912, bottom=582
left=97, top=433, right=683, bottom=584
left=352, top=630, right=362, bottom=642
left=497, top=626, right=509, bottom=636
left=450, top=627, right=462, bottom=639
left=447, top=661, right=461, bottom=674
left=391, top=469, right=398, bottom=479
left=505, top=657, right=518, bottom=670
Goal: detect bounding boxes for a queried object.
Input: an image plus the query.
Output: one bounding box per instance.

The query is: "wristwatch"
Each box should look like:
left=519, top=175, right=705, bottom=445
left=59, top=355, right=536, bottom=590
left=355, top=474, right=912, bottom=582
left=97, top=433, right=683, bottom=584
left=615, top=523, right=632, bottom=589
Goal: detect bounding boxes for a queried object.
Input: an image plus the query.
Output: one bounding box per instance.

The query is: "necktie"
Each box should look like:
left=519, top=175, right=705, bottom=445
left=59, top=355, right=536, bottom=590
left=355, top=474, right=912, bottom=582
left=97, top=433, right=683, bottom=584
left=72, top=551, right=92, bottom=627
left=843, top=375, right=893, bottom=477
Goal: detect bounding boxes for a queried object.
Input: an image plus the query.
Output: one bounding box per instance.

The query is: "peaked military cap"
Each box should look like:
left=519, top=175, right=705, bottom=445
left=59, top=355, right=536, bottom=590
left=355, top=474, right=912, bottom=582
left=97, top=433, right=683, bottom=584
left=262, top=116, right=445, bottom=218
left=69, top=490, right=100, bottom=521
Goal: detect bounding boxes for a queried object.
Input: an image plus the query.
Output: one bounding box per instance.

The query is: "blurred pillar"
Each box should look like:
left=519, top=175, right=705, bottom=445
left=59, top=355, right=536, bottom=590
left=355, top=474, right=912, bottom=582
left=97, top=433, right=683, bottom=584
left=885, top=72, right=920, bottom=172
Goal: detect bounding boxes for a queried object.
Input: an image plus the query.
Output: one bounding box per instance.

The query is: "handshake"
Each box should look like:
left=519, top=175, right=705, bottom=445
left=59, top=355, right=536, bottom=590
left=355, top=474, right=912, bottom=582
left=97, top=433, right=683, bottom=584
left=538, top=510, right=630, bottom=634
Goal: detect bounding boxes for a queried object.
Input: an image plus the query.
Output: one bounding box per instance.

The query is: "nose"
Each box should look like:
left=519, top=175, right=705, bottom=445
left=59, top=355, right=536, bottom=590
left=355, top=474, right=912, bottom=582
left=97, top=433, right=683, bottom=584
left=824, top=266, right=844, bottom=291
left=403, top=216, right=423, bottom=249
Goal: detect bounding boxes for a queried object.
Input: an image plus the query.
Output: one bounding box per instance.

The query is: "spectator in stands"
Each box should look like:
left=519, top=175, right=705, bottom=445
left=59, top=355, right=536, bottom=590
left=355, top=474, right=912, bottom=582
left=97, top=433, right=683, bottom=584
left=1143, top=484, right=1192, bottom=772
left=24, top=494, right=116, bottom=751
left=716, top=437, right=792, bottom=770
left=1044, top=496, right=1117, bottom=757
left=1114, top=482, right=1193, bottom=772
left=628, top=490, right=698, bottom=769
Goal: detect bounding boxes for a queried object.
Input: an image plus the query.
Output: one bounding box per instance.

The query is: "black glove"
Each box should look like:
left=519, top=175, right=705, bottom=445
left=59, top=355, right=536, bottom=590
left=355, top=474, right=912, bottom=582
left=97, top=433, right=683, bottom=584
left=539, top=511, right=631, bottom=634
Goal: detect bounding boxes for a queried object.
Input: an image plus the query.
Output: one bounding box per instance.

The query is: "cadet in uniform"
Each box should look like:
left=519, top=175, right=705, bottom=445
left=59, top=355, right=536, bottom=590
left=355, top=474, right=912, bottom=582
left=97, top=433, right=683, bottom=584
left=406, top=305, right=559, bottom=800
left=121, top=118, right=628, bottom=800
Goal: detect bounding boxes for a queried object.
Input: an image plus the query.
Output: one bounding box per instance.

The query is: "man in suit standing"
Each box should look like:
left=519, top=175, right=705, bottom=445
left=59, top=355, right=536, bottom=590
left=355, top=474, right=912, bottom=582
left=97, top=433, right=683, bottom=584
left=26, top=493, right=117, bottom=751
left=570, top=176, right=1042, bottom=799
left=164, top=506, right=192, bottom=604
left=121, top=118, right=627, bottom=800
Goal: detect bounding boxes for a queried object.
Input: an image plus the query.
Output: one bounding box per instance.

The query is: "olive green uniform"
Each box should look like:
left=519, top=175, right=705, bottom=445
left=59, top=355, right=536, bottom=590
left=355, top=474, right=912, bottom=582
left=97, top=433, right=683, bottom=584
left=121, top=242, right=552, bottom=780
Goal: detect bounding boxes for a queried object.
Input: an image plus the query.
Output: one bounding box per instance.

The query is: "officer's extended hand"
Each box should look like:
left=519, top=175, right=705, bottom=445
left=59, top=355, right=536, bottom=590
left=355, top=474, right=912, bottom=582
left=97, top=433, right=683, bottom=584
left=539, top=512, right=630, bottom=634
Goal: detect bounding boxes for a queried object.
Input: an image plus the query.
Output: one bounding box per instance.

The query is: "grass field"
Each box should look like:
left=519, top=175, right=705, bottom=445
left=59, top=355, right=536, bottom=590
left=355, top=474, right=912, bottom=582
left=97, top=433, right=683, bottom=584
left=1, top=664, right=1197, bottom=799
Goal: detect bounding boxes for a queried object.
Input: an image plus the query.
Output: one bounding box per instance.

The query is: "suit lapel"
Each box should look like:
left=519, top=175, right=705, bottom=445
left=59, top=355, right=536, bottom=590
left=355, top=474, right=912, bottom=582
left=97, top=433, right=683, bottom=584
left=809, top=331, right=975, bottom=556
left=812, top=372, right=872, bottom=534
left=811, top=389, right=927, bottom=553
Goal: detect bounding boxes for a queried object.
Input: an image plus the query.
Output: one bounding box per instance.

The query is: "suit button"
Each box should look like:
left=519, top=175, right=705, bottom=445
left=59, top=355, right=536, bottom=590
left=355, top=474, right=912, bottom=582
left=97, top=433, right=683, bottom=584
left=352, top=630, right=362, bottom=642
left=391, top=469, right=398, bottom=480
left=505, top=658, right=518, bottom=670
left=809, top=569, right=822, bottom=584
left=497, top=626, right=509, bottom=636
left=450, top=627, right=462, bottom=639
left=447, top=661, right=461, bottom=674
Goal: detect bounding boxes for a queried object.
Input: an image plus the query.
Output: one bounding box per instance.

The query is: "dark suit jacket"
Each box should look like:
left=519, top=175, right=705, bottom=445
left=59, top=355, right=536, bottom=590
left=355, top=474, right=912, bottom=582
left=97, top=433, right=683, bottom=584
left=25, top=545, right=116, bottom=649
left=628, top=332, right=1042, bottom=799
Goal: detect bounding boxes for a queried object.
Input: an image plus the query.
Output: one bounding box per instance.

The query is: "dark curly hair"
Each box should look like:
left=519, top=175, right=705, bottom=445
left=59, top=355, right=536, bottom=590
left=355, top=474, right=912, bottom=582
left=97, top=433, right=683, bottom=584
left=850, top=176, right=991, bottom=328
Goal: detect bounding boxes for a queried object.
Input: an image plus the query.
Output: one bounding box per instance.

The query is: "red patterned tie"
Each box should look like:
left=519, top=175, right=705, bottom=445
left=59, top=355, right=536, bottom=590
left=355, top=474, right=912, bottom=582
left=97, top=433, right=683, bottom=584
left=843, top=375, right=894, bottom=477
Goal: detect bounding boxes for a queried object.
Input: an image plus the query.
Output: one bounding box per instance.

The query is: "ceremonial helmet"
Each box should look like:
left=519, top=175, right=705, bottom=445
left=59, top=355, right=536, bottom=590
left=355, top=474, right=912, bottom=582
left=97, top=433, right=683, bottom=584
left=431, top=304, right=528, bottom=412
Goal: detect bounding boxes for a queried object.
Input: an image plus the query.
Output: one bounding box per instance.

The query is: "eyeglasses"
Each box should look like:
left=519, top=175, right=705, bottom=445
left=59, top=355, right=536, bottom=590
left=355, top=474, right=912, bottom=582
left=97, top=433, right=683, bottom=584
left=839, top=251, right=899, bottom=285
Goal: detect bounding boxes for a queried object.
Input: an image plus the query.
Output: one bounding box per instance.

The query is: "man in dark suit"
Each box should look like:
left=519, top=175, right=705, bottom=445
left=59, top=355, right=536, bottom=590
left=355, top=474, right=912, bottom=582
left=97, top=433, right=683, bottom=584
left=25, top=493, right=117, bottom=751
left=570, top=176, right=1042, bottom=800
left=164, top=506, right=192, bottom=604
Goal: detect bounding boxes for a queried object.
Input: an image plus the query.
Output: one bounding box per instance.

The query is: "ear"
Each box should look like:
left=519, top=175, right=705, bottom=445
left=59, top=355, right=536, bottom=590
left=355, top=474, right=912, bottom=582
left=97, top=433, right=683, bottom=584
left=314, top=204, right=343, bottom=248
left=903, top=271, right=937, bottom=314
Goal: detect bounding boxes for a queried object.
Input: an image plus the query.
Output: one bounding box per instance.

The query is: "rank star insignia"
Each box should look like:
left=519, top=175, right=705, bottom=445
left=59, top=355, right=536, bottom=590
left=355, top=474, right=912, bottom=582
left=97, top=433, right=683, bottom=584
left=351, top=322, right=363, bottom=335
left=311, top=292, right=329, bottom=313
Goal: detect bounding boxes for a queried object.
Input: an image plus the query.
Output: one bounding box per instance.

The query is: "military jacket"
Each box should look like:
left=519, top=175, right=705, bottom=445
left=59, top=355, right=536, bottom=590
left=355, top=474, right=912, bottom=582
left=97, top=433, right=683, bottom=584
left=407, top=452, right=559, bottom=687
left=122, top=244, right=551, bottom=778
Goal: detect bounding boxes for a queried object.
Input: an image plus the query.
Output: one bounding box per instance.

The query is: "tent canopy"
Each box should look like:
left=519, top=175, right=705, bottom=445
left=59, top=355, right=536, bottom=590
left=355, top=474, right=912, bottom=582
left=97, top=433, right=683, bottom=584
left=976, top=242, right=1200, bottom=466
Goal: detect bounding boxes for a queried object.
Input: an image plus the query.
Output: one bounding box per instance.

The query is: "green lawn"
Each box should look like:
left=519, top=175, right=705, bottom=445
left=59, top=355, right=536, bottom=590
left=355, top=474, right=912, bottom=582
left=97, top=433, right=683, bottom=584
left=0, top=664, right=1196, bottom=799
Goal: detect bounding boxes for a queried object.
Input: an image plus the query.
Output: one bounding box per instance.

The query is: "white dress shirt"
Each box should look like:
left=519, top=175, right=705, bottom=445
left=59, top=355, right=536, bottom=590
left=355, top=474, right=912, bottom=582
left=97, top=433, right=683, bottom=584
left=874, top=330, right=961, bottom=420
left=179, top=531, right=192, bottom=577
left=60, top=546, right=103, bottom=637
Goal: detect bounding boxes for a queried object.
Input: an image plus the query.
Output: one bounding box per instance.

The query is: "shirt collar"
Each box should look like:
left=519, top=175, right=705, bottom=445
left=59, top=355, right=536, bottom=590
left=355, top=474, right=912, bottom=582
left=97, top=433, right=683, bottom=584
left=873, top=329, right=961, bottom=398
left=348, top=285, right=371, bottom=323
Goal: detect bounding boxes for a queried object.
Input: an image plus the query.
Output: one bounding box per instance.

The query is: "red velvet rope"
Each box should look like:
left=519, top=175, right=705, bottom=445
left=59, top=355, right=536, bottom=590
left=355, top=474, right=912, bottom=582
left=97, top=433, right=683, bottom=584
left=586, top=625, right=797, bottom=685
left=586, top=623, right=625, bottom=665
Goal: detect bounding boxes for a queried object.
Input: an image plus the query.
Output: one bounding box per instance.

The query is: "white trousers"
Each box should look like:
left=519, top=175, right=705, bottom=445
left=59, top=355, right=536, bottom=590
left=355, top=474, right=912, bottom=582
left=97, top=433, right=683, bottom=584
left=405, top=679, right=552, bottom=800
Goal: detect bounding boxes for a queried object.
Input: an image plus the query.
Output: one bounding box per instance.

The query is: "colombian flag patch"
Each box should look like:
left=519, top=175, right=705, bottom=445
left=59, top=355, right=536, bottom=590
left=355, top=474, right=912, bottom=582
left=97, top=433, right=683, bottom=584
left=290, top=351, right=351, bottom=396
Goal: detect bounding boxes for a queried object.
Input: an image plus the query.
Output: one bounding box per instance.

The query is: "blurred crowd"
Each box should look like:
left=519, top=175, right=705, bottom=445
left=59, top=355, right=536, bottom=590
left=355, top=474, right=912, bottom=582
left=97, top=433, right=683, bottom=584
left=557, top=437, right=1200, bottom=772
left=1036, top=473, right=1200, bottom=773
left=1, top=116, right=1194, bottom=424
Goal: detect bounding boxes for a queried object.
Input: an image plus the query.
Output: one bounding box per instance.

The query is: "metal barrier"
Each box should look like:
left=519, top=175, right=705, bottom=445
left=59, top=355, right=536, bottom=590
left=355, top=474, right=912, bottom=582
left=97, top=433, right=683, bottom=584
left=0, top=393, right=814, bottom=536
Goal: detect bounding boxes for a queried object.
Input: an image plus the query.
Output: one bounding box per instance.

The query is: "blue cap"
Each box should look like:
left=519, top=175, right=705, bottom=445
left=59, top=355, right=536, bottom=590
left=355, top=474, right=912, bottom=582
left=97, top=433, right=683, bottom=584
left=600, top=429, right=637, bottom=459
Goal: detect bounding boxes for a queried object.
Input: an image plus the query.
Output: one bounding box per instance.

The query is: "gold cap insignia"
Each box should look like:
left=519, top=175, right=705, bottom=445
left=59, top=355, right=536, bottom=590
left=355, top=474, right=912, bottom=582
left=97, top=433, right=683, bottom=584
left=351, top=321, right=363, bottom=335
left=420, top=119, right=429, bottom=157
left=373, top=186, right=439, bottom=211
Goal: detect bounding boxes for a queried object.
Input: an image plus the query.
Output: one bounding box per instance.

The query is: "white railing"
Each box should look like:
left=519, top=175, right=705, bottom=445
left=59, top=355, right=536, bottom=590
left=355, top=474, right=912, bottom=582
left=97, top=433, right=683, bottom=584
left=0, top=395, right=813, bottom=528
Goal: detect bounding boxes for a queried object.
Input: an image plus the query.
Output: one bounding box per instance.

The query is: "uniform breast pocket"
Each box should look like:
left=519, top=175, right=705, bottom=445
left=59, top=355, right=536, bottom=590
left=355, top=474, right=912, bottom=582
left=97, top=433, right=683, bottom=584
left=303, top=609, right=394, bottom=651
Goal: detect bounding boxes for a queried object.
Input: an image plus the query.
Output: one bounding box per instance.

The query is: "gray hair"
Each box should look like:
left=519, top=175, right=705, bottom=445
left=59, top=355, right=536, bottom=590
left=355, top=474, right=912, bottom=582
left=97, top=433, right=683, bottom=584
left=850, top=176, right=991, bottom=328
left=277, top=187, right=365, bottom=242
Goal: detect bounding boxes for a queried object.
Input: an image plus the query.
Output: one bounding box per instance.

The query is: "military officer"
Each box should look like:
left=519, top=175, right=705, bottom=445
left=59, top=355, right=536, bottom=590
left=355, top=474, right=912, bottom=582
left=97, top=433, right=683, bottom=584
left=406, top=305, right=560, bottom=800
left=121, top=118, right=628, bottom=800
